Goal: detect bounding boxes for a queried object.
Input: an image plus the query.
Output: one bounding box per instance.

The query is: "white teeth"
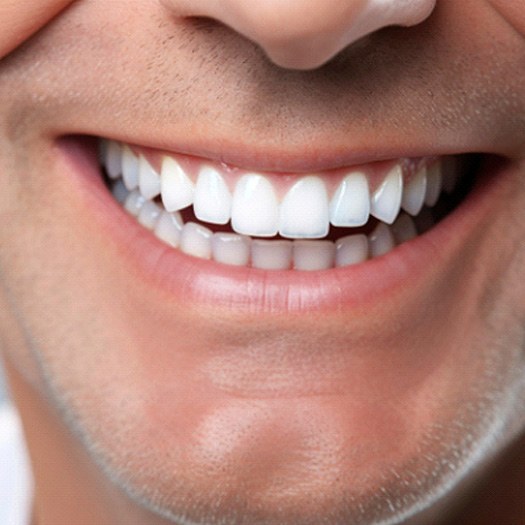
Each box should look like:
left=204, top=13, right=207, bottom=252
left=194, top=166, right=232, bottom=225
left=212, top=233, right=251, bottom=266
left=279, top=176, right=329, bottom=239
left=138, top=156, right=161, bottom=199
left=160, top=156, right=195, bottom=212
left=154, top=211, right=183, bottom=248
left=124, top=190, right=146, bottom=217
left=370, top=165, right=403, bottom=224
left=425, top=161, right=443, bottom=206
left=401, top=167, right=427, bottom=216
left=251, top=240, right=292, bottom=270
left=329, top=172, right=370, bottom=227
left=391, top=212, right=418, bottom=244
left=335, top=234, right=369, bottom=267
left=180, top=222, right=212, bottom=259
left=107, top=140, right=461, bottom=269
left=137, top=200, right=162, bottom=229
left=111, top=179, right=129, bottom=204
left=293, top=240, right=335, bottom=271
left=122, top=146, right=140, bottom=191
left=105, top=141, right=122, bottom=179
left=368, top=223, right=395, bottom=258
left=231, top=174, right=280, bottom=237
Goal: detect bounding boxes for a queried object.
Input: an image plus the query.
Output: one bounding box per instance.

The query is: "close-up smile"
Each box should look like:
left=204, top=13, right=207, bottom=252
left=101, top=139, right=468, bottom=271
left=55, top=132, right=507, bottom=313
left=1, top=1, right=524, bottom=524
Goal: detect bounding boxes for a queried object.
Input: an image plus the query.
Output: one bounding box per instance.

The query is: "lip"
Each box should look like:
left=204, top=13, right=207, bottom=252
left=53, top=135, right=506, bottom=314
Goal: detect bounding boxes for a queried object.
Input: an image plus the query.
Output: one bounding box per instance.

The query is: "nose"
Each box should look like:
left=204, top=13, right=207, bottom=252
left=166, top=0, right=436, bottom=69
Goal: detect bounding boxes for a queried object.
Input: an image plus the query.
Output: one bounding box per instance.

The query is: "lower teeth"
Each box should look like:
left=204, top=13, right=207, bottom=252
left=106, top=157, right=472, bottom=271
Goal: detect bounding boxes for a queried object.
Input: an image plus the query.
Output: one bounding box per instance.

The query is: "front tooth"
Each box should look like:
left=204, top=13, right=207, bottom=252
left=138, top=156, right=161, bottom=199
left=335, top=234, right=368, bottom=267
left=137, top=200, right=162, bottom=230
left=212, top=233, right=251, bottom=266
left=251, top=240, right=292, bottom=270
left=124, top=190, right=146, bottom=217
left=154, top=211, right=183, bottom=248
left=180, top=222, right=212, bottom=259
left=368, top=223, right=395, bottom=258
left=329, top=172, right=370, bottom=227
left=161, top=156, right=195, bottom=212
left=370, top=165, right=403, bottom=224
left=122, top=146, right=140, bottom=190
left=279, top=176, right=329, bottom=239
left=293, top=240, right=335, bottom=271
left=425, top=161, right=443, bottom=206
left=231, top=174, right=279, bottom=237
left=194, top=166, right=232, bottom=225
left=105, top=141, right=122, bottom=179
left=391, top=213, right=418, bottom=244
left=401, top=167, right=427, bottom=216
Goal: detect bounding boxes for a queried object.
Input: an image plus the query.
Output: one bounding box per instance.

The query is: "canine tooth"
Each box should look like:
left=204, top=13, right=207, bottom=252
left=293, top=240, right=335, bottom=271
left=401, top=167, right=427, bottom=216
left=391, top=213, right=418, bottom=244
left=335, top=234, right=368, bottom=267
left=231, top=174, right=279, bottom=237
left=105, top=141, right=122, bottom=179
left=212, top=233, right=251, bottom=266
left=122, top=146, right=140, bottom=190
left=425, top=161, right=443, bottom=206
left=194, top=166, right=232, bottom=225
left=138, top=156, right=161, bottom=199
left=111, top=179, right=129, bottom=204
left=370, top=165, right=403, bottom=224
left=251, top=240, right=292, bottom=270
left=137, top=200, right=162, bottom=230
left=180, top=222, right=212, bottom=259
left=279, top=176, right=329, bottom=239
left=369, top=223, right=395, bottom=258
left=154, top=211, right=183, bottom=248
left=124, top=190, right=146, bottom=217
left=329, top=172, right=370, bottom=227
left=161, top=156, right=195, bottom=212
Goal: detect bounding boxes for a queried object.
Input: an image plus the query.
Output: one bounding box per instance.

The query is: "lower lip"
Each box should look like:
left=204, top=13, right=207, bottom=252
left=55, top=136, right=505, bottom=313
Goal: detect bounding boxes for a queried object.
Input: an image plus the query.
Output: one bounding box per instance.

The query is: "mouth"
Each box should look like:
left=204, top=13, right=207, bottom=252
left=55, top=133, right=504, bottom=312
left=100, top=138, right=476, bottom=271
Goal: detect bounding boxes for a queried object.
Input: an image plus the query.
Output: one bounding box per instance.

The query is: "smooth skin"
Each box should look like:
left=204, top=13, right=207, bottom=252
left=0, top=1, right=524, bottom=524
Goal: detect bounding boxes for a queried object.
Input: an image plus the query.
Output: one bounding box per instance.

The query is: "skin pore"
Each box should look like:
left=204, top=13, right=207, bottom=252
left=0, top=1, right=524, bottom=524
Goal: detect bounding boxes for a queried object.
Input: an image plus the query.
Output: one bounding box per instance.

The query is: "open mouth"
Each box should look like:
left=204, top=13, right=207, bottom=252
left=100, top=139, right=477, bottom=271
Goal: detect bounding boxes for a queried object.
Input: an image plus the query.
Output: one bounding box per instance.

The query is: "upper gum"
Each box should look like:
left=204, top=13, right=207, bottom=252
left=126, top=143, right=437, bottom=197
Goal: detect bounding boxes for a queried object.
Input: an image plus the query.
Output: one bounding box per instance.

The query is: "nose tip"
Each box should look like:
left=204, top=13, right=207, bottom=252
left=169, top=0, right=437, bottom=70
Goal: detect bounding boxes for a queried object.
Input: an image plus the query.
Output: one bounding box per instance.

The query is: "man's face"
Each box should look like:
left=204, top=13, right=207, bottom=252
left=0, top=1, right=524, bottom=524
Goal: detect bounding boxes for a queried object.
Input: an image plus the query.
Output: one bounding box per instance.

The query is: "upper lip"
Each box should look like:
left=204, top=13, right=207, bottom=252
left=97, top=133, right=461, bottom=174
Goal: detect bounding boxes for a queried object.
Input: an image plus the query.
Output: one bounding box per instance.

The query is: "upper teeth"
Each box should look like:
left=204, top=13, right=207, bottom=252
left=102, top=140, right=450, bottom=240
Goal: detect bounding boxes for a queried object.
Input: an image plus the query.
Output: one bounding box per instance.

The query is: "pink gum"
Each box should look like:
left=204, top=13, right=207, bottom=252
left=129, top=143, right=439, bottom=200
